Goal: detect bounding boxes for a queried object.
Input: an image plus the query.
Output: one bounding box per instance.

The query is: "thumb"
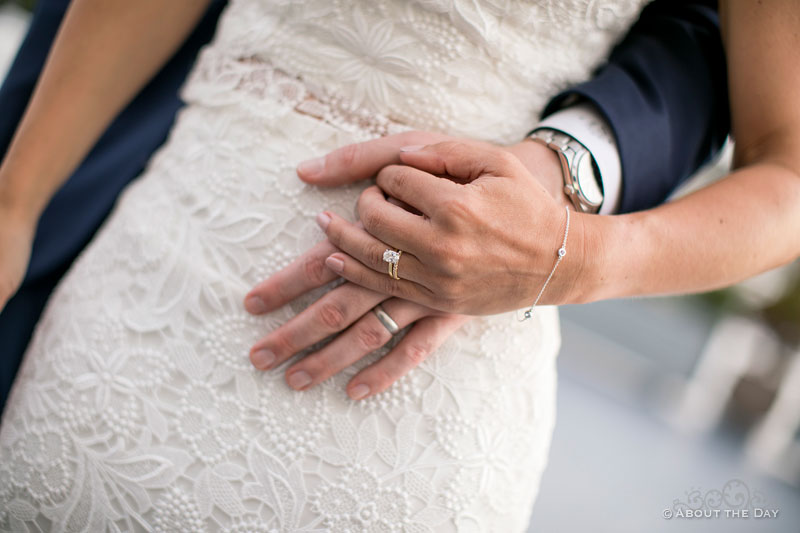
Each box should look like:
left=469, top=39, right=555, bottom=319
left=397, top=141, right=522, bottom=183
left=297, top=131, right=447, bottom=186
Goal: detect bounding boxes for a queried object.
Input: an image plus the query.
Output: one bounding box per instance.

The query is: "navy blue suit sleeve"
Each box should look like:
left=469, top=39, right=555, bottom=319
left=541, top=0, right=730, bottom=213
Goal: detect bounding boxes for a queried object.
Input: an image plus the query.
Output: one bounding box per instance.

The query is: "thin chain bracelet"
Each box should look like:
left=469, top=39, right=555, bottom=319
left=519, top=205, right=570, bottom=321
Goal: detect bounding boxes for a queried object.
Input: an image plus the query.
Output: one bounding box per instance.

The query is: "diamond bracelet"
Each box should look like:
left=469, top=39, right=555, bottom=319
left=519, top=205, right=570, bottom=321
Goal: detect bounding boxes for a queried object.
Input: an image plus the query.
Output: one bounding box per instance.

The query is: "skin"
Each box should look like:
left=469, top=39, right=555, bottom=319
left=0, top=0, right=213, bottom=307
left=0, top=0, right=567, bottom=401
left=1, top=1, right=796, bottom=403
left=244, top=131, right=567, bottom=400
left=248, top=0, right=800, bottom=398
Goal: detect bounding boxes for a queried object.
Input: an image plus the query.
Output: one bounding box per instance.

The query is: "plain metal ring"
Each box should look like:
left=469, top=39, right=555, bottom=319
left=372, top=304, right=400, bottom=335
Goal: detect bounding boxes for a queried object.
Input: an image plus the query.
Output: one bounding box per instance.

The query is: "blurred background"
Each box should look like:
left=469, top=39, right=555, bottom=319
left=1, top=1, right=798, bottom=531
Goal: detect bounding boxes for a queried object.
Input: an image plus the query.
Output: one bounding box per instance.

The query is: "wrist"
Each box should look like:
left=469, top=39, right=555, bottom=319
left=567, top=211, right=635, bottom=304
left=505, top=140, right=571, bottom=209
left=0, top=166, right=45, bottom=228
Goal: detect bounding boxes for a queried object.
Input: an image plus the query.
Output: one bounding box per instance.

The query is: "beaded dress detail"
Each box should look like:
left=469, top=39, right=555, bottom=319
left=0, top=0, right=646, bottom=531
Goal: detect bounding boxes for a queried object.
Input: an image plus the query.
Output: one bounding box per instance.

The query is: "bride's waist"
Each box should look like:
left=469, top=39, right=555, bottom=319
left=180, top=48, right=535, bottom=144
left=181, top=50, right=413, bottom=140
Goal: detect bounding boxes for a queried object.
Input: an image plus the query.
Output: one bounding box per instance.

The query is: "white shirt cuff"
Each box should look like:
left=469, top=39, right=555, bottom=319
left=538, top=102, right=622, bottom=215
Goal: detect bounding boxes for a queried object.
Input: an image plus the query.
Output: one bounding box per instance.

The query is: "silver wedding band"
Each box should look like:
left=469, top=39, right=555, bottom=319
left=372, top=304, right=400, bottom=335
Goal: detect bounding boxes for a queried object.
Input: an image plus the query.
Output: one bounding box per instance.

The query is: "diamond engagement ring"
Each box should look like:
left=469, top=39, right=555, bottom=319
left=382, top=249, right=403, bottom=280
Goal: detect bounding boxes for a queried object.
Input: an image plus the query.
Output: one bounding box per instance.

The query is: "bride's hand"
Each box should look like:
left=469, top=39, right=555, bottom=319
left=244, top=238, right=469, bottom=400
left=319, top=141, right=592, bottom=314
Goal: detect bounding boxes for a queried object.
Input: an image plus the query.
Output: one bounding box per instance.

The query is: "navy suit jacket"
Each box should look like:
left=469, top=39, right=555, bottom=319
left=0, top=0, right=729, bottom=411
left=543, top=0, right=729, bottom=213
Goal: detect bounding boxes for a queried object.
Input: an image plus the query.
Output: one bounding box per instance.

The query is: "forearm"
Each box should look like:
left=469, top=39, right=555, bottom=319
left=0, top=0, right=211, bottom=221
left=581, top=159, right=800, bottom=302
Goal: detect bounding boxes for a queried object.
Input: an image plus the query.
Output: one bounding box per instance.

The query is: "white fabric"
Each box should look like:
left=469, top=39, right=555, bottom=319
left=539, top=102, right=623, bottom=214
left=0, top=1, right=647, bottom=531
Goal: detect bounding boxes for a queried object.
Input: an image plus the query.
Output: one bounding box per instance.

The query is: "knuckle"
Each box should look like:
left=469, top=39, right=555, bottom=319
left=436, top=247, right=463, bottom=276
left=388, top=166, right=410, bottom=189
left=368, top=244, right=385, bottom=268
left=440, top=196, right=474, bottom=225
left=362, top=208, right=385, bottom=233
left=272, top=330, right=297, bottom=357
left=335, top=143, right=361, bottom=169
left=302, top=255, right=328, bottom=285
left=403, top=342, right=431, bottom=367
left=354, top=324, right=387, bottom=352
left=430, top=241, right=463, bottom=276
left=498, top=149, right=520, bottom=169
left=438, top=278, right=462, bottom=301
left=317, top=301, right=348, bottom=330
left=379, top=275, right=397, bottom=296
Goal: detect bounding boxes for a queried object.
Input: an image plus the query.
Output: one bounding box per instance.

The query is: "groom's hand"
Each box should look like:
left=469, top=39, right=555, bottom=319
left=297, top=130, right=571, bottom=209
left=244, top=238, right=469, bottom=400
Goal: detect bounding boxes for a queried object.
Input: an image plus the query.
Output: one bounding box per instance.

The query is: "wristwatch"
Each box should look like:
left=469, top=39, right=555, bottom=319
left=528, top=127, right=604, bottom=213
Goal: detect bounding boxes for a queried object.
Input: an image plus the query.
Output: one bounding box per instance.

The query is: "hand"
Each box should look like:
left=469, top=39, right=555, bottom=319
left=243, top=131, right=569, bottom=397
left=318, top=141, right=591, bottom=315
left=244, top=239, right=470, bottom=400
left=298, top=130, right=570, bottom=210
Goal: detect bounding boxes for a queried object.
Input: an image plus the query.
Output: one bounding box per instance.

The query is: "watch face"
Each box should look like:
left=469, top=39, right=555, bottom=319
left=575, top=151, right=603, bottom=206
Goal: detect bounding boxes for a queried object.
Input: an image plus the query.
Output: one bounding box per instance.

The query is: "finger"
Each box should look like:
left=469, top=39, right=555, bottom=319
left=374, top=164, right=459, bottom=216
left=296, top=131, right=448, bottom=186
left=284, top=298, right=431, bottom=391
left=387, top=195, right=421, bottom=215
left=347, top=313, right=471, bottom=399
left=318, top=211, right=429, bottom=286
left=249, top=282, right=386, bottom=370
left=244, top=239, right=339, bottom=314
left=356, top=186, right=434, bottom=254
left=324, top=251, right=439, bottom=309
left=398, top=141, right=523, bottom=183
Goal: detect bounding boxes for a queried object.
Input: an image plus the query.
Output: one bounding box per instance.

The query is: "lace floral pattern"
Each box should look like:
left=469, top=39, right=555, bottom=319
left=0, top=0, right=645, bottom=531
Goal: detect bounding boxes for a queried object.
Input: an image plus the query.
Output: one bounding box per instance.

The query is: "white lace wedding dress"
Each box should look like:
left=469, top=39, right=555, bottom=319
left=0, top=1, right=646, bottom=531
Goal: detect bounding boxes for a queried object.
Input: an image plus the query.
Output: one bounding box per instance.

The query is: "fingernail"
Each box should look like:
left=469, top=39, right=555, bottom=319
left=244, top=295, right=268, bottom=314
left=251, top=348, right=276, bottom=369
left=316, top=212, right=331, bottom=230
left=297, top=156, right=325, bottom=178
left=400, top=145, right=425, bottom=153
left=349, top=383, right=370, bottom=400
left=325, top=255, right=344, bottom=273
left=288, top=370, right=312, bottom=390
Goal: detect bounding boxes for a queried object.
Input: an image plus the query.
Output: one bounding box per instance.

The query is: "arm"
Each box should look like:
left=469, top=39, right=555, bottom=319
left=0, top=0, right=212, bottom=218
left=0, top=0, right=212, bottom=307
left=308, top=0, right=800, bottom=315
left=583, top=0, right=800, bottom=301
left=240, top=1, right=738, bottom=389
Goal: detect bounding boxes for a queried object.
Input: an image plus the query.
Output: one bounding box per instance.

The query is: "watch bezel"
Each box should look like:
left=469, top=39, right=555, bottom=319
left=529, top=128, right=603, bottom=214
left=571, top=149, right=604, bottom=208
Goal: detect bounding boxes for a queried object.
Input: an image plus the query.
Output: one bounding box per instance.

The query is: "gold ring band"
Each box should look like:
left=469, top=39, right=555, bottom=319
left=392, top=250, right=402, bottom=280
left=382, top=248, right=403, bottom=280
